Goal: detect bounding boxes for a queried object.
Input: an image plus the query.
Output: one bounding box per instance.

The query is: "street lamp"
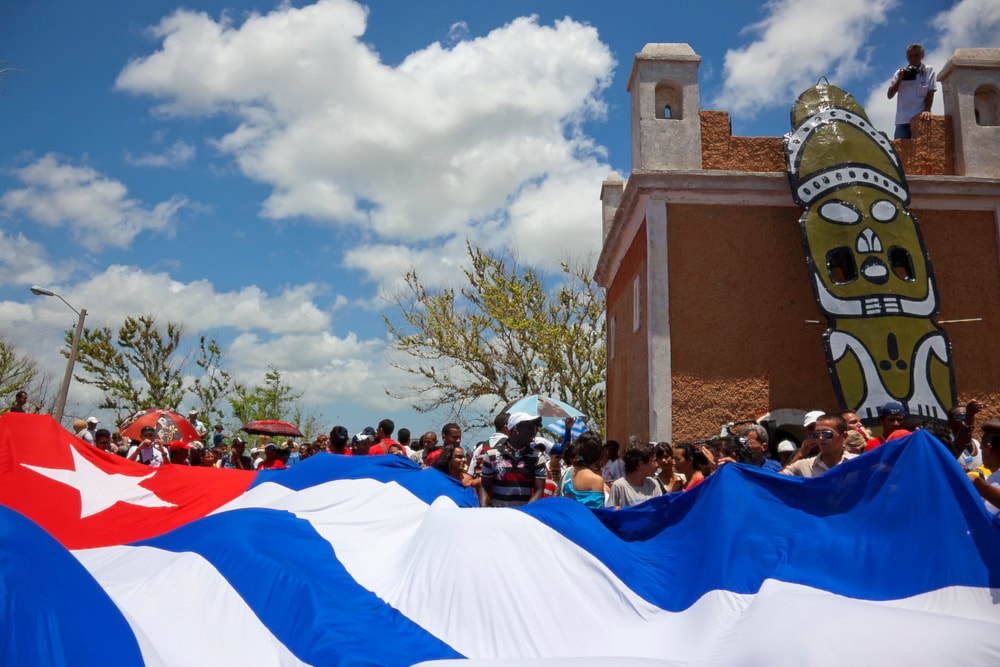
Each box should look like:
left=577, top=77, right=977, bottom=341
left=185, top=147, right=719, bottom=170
left=30, top=286, right=87, bottom=426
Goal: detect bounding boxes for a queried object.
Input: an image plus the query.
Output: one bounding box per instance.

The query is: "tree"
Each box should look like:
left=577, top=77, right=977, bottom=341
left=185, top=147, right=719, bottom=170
left=0, top=338, right=53, bottom=410
left=69, top=315, right=186, bottom=419
left=230, top=367, right=303, bottom=425
left=384, top=242, right=606, bottom=433
left=189, top=336, right=234, bottom=427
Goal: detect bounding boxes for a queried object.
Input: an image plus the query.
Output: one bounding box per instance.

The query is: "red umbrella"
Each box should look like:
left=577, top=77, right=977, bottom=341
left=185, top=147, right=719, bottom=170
left=241, top=420, right=303, bottom=438
left=119, top=409, right=201, bottom=443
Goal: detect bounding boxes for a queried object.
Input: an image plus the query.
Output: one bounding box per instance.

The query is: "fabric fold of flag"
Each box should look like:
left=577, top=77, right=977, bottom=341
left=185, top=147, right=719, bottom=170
left=1, top=414, right=998, bottom=665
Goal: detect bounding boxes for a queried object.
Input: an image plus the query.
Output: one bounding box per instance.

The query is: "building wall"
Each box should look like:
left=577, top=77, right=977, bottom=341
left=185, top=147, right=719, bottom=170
left=598, top=45, right=1000, bottom=443
left=662, top=200, right=1000, bottom=442
left=665, top=203, right=836, bottom=441
left=916, top=208, right=1000, bottom=409
left=605, top=220, right=649, bottom=444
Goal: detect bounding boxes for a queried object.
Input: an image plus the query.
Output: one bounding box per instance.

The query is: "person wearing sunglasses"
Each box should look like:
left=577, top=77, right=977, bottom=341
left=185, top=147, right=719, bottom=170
left=781, top=414, right=856, bottom=478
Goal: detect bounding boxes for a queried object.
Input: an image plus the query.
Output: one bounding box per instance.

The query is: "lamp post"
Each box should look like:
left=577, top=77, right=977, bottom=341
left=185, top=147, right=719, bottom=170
left=30, top=286, right=87, bottom=425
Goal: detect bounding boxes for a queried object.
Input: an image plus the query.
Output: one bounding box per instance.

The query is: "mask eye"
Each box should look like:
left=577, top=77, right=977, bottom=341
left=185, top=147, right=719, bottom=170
left=826, top=247, right=858, bottom=284
left=871, top=200, right=898, bottom=222
left=888, top=246, right=916, bottom=281
left=819, top=201, right=861, bottom=225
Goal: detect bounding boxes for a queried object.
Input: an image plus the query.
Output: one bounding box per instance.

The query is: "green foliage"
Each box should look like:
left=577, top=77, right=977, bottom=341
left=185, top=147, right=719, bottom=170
left=384, top=242, right=606, bottom=433
left=0, top=338, right=52, bottom=410
left=230, top=367, right=303, bottom=425
left=190, top=336, right=233, bottom=428
left=68, top=315, right=186, bottom=419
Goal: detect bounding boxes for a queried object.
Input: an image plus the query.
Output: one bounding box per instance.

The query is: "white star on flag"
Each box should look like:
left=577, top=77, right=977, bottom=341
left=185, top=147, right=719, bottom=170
left=22, top=446, right=177, bottom=518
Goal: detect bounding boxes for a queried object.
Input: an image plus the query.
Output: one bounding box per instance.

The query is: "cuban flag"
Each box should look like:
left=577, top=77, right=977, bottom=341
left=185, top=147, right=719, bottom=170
left=1, top=412, right=999, bottom=666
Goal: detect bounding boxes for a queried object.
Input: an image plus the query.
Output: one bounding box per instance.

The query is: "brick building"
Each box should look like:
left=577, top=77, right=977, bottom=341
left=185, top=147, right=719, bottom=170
left=596, top=44, right=1000, bottom=444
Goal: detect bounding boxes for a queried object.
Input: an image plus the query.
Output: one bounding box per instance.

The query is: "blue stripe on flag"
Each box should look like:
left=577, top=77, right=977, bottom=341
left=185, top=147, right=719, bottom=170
left=136, top=507, right=464, bottom=666
left=250, top=453, right=479, bottom=507
left=0, top=506, right=144, bottom=666
left=518, top=430, right=1000, bottom=609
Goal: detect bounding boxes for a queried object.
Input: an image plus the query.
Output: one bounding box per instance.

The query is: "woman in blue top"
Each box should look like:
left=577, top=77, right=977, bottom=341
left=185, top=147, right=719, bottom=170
left=561, top=431, right=609, bottom=509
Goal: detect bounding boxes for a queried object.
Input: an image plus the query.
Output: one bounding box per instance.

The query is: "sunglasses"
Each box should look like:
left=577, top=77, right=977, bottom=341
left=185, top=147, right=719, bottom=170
left=808, top=429, right=836, bottom=440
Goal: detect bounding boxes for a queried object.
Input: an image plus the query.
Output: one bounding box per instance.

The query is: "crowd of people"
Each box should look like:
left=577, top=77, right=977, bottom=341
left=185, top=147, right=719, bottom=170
left=5, top=389, right=999, bottom=517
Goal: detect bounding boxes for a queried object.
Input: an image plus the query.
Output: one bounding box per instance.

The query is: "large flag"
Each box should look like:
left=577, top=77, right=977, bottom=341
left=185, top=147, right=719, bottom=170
left=1, top=413, right=999, bottom=666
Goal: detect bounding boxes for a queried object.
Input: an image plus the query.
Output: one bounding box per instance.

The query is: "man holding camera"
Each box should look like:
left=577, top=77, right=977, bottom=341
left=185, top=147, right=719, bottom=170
left=887, top=43, right=936, bottom=140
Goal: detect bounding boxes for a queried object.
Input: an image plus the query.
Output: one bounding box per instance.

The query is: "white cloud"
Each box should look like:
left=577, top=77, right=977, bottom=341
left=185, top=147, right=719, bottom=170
left=0, top=231, right=65, bottom=287
left=115, top=0, right=614, bottom=284
left=0, top=154, right=188, bottom=251
left=125, top=141, right=196, bottom=168
left=714, top=0, right=897, bottom=120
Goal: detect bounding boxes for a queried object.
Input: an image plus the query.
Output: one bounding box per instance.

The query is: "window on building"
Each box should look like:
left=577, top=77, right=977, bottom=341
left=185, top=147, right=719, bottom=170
left=633, top=276, right=642, bottom=332
left=973, top=85, right=999, bottom=126
left=609, top=316, right=616, bottom=360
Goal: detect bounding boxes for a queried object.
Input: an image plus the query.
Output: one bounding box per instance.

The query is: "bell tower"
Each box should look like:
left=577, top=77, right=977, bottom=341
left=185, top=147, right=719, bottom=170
left=628, top=43, right=702, bottom=171
left=938, top=48, right=1000, bottom=177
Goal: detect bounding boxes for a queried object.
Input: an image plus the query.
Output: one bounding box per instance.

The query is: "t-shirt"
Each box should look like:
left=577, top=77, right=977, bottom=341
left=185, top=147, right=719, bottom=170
left=892, top=64, right=936, bottom=125
left=368, top=438, right=400, bottom=456
left=481, top=444, right=546, bottom=508
left=601, top=458, right=625, bottom=483
left=607, top=476, right=662, bottom=508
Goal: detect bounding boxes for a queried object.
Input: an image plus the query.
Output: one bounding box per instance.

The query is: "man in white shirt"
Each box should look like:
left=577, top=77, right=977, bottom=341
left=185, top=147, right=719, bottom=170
left=887, top=43, right=936, bottom=140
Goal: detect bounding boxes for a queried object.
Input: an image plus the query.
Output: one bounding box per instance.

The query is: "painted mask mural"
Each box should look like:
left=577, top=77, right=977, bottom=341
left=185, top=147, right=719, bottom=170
left=783, top=82, right=955, bottom=422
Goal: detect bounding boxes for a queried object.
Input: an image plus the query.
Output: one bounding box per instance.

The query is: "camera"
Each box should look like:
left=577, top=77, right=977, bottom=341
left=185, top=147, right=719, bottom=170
left=901, top=65, right=921, bottom=81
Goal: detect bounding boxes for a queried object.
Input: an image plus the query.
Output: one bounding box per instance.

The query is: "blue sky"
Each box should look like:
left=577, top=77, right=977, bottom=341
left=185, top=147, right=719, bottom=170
left=1, top=0, right=997, bottom=443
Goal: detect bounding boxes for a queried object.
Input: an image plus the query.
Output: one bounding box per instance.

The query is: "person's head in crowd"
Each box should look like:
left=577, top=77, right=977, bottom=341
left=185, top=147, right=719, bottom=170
left=739, top=424, right=769, bottom=462
left=978, top=420, right=1000, bottom=470
left=377, top=418, right=395, bottom=440
left=72, top=418, right=87, bottom=434
left=494, top=412, right=511, bottom=435
left=201, top=449, right=217, bottom=467
left=397, top=428, right=411, bottom=447
left=623, top=442, right=657, bottom=476
left=604, top=440, right=621, bottom=462
left=441, top=423, right=462, bottom=447
left=841, top=411, right=864, bottom=432
left=812, top=413, right=848, bottom=456
left=574, top=431, right=604, bottom=470
left=93, top=428, right=113, bottom=452
left=387, top=443, right=404, bottom=455
left=803, top=410, right=825, bottom=433
left=946, top=406, right=972, bottom=439
left=673, top=443, right=711, bottom=478
left=328, top=426, right=350, bottom=454
left=776, top=439, right=797, bottom=467
left=877, top=402, right=906, bottom=437
left=169, top=440, right=190, bottom=464
left=263, top=442, right=278, bottom=463
left=419, top=431, right=439, bottom=452
left=140, top=425, right=157, bottom=441
left=506, top=413, right=542, bottom=450
left=844, top=430, right=867, bottom=454
left=432, top=444, right=466, bottom=479
left=561, top=441, right=578, bottom=469
left=654, top=441, right=674, bottom=473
